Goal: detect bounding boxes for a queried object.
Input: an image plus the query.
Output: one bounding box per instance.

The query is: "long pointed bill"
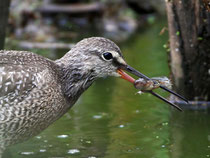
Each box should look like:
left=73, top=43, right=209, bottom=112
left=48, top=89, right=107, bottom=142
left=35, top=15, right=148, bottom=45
left=149, top=91, right=182, bottom=111
left=117, top=65, right=188, bottom=111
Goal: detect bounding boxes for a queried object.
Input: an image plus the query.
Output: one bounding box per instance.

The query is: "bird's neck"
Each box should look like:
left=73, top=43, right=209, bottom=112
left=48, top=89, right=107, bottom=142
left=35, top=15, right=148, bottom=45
left=55, top=51, right=96, bottom=102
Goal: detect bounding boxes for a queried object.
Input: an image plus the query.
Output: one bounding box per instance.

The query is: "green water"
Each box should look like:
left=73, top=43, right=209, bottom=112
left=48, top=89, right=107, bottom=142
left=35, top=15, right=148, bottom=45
left=4, top=19, right=210, bottom=158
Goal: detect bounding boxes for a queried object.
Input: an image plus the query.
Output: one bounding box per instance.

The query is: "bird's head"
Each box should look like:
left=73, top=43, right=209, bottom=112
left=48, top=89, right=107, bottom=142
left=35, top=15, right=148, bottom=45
left=58, top=37, right=138, bottom=98
left=63, top=37, right=139, bottom=83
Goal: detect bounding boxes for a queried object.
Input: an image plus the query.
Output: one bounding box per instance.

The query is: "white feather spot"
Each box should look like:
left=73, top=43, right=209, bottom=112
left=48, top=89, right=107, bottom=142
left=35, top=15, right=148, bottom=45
left=15, top=90, right=19, bottom=95
left=17, top=85, right=21, bottom=90
left=5, top=82, right=11, bottom=86
left=5, top=86, right=8, bottom=92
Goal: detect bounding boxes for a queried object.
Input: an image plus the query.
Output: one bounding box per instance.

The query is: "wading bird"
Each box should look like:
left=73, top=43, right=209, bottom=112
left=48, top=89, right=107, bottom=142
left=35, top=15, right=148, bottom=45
left=0, top=37, right=187, bottom=155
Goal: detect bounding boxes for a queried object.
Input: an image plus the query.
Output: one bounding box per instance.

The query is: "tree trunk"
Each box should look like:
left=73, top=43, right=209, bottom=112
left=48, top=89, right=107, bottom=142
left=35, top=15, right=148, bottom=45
left=0, top=0, right=10, bottom=49
left=166, top=0, right=210, bottom=101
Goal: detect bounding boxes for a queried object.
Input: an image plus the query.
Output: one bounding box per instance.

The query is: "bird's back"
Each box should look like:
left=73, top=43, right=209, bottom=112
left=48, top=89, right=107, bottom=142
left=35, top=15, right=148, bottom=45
left=0, top=50, right=59, bottom=100
left=0, top=50, right=67, bottom=149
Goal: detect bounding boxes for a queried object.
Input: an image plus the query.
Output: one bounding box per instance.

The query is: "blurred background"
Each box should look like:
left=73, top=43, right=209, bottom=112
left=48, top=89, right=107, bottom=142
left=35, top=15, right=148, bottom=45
left=1, top=0, right=210, bottom=157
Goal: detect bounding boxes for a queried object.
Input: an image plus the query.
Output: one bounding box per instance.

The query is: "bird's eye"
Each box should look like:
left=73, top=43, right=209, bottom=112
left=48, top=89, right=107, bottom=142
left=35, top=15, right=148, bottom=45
left=102, top=52, right=113, bottom=61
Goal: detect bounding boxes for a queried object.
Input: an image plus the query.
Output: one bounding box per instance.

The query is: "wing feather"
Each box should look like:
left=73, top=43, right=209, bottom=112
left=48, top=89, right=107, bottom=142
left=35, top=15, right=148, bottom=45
left=0, top=51, right=55, bottom=103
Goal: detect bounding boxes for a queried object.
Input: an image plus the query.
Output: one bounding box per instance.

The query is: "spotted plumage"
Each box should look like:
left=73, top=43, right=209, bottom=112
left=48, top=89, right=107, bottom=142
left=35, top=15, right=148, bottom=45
left=0, top=50, right=66, bottom=151
left=0, top=37, right=125, bottom=154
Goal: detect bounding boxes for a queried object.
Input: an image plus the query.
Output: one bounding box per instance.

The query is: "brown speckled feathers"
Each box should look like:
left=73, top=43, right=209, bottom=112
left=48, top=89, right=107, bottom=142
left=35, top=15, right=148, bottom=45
left=0, top=37, right=123, bottom=152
